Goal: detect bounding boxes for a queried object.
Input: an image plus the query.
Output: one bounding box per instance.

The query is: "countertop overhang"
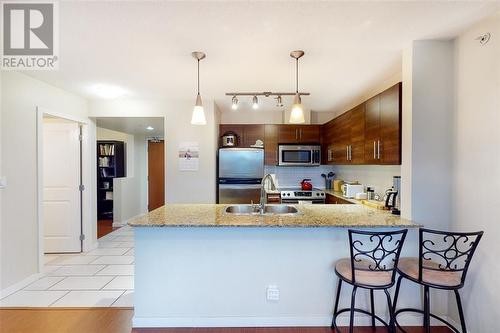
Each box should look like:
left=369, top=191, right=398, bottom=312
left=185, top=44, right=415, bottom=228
left=128, top=204, right=418, bottom=228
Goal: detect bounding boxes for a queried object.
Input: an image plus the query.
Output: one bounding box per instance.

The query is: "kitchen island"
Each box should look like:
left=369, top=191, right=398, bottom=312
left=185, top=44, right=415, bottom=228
left=129, top=204, right=420, bottom=328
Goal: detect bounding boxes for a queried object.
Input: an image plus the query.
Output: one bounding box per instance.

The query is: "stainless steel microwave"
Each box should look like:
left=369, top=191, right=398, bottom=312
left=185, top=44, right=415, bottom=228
left=278, top=145, right=321, bottom=166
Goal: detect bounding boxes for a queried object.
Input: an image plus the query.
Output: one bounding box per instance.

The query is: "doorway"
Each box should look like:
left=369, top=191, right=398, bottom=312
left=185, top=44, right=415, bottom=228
left=41, top=116, right=83, bottom=253
left=93, top=117, right=165, bottom=237
left=147, top=140, right=165, bottom=211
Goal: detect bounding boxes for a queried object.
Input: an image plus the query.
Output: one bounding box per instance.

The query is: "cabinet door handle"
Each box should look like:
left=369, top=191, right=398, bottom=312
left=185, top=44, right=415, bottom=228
left=377, top=140, right=381, bottom=159
left=373, top=141, right=376, bottom=159
left=346, top=146, right=349, bottom=161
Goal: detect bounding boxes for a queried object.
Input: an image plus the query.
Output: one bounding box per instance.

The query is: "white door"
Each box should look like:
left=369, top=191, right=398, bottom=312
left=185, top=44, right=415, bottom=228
left=43, top=120, right=81, bottom=253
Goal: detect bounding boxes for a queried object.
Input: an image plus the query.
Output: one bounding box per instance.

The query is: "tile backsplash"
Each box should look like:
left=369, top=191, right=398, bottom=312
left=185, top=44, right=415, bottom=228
left=264, top=165, right=336, bottom=189
left=265, top=164, right=401, bottom=197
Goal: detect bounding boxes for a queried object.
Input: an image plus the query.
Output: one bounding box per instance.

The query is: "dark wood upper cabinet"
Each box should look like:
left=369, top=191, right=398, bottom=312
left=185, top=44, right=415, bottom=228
left=219, top=124, right=264, bottom=148
left=332, top=112, right=351, bottom=163
left=278, top=125, right=320, bottom=144
left=379, top=83, right=401, bottom=165
left=364, top=95, right=380, bottom=164
left=349, top=104, right=365, bottom=164
left=320, top=82, right=401, bottom=166
left=264, top=124, right=278, bottom=165
left=242, top=124, right=265, bottom=147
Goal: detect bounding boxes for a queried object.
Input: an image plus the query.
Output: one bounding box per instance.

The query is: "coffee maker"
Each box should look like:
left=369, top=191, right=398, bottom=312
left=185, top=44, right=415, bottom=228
left=385, top=176, right=401, bottom=215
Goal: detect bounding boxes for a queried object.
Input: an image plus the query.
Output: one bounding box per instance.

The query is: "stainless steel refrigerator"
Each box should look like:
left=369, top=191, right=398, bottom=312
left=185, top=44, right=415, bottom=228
left=217, top=148, right=264, bottom=204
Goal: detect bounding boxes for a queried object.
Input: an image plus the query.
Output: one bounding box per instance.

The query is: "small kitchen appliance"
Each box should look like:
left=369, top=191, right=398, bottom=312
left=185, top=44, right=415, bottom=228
left=278, top=144, right=321, bottom=166
left=342, top=184, right=364, bottom=199
left=221, top=132, right=238, bottom=147
left=300, top=179, right=313, bottom=191
left=385, top=176, right=401, bottom=215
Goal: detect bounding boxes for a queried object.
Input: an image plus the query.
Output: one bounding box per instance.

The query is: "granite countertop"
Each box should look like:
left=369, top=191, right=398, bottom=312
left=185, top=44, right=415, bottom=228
left=128, top=204, right=418, bottom=228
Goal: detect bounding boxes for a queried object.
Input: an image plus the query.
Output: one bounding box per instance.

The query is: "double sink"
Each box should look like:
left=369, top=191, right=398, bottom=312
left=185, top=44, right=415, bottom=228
left=225, top=204, right=298, bottom=216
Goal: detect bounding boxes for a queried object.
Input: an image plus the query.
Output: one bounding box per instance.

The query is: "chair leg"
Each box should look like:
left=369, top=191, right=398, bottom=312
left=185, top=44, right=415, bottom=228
left=384, top=288, right=395, bottom=333
left=393, top=275, right=403, bottom=313
left=455, top=290, right=467, bottom=333
left=370, top=289, right=375, bottom=328
left=423, top=285, right=431, bottom=333
left=331, top=279, right=343, bottom=329
left=349, top=286, right=357, bottom=333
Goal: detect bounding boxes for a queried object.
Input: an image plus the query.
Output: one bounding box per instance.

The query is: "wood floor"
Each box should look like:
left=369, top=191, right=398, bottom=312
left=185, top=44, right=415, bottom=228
left=0, top=308, right=453, bottom=333
left=97, top=219, right=120, bottom=238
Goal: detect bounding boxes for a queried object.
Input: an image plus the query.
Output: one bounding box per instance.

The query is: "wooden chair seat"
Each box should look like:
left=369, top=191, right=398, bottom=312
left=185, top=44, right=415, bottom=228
left=397, top=257, right=462, bottom=287
left=335, top=258, right=393, bottom=287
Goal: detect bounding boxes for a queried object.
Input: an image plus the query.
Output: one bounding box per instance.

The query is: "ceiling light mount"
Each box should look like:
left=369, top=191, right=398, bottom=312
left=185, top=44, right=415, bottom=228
left=290, top=50, right=305, bottom=60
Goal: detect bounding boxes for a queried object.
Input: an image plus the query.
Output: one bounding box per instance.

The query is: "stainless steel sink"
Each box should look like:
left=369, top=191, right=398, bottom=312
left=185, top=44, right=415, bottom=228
left=263, top=205, right=298, bottom=214
left=224, top=205, right=260, bottom=215
left=224, top=204, right=298, bottom=215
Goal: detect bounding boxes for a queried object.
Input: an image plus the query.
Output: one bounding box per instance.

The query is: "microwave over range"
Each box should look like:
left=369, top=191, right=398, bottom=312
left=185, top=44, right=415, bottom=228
left=278, top=144, right=321, bottom=166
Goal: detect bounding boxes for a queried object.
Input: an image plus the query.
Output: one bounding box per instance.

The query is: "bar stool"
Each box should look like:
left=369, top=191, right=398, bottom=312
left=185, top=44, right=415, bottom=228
left=393, top=228, right=484, bottom=333
left=331, top=229, right=408, bottom=333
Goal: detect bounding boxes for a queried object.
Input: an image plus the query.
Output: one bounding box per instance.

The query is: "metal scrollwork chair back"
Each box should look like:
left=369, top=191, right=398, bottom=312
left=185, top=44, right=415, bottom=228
left=348, top=229, right=408, bottom=287
left=418, top=228, right=484, bottom=288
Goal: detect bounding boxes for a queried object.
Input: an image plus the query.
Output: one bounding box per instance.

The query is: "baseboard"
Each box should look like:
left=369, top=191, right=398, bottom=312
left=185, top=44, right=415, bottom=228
left=113, top=214, right=145, bottom=228
left=0, top=272, right=44, bottom=299
left=132, top=313, right=449, bottom=328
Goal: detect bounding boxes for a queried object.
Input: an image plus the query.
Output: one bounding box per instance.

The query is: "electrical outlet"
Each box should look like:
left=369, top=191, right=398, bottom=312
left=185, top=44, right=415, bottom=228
left=266, top=285, right=279, bottom=301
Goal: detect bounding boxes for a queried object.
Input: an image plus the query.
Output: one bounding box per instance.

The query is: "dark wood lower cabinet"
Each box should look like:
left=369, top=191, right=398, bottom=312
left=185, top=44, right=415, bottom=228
left=326, top=194, right=354, bottom=204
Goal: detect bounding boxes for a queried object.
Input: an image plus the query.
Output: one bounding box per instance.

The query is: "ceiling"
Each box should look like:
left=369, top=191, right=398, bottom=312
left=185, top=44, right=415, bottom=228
left=26, top=1, right=498, bottom=114
left=95, top=117, right=164, bottom=137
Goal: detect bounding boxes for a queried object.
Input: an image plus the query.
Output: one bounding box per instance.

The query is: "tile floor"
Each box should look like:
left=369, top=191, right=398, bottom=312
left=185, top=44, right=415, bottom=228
left=0, top=226, right=134, bottom=307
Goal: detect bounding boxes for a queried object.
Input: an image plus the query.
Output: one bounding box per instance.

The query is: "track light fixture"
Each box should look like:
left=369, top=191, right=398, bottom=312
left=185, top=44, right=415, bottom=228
left=231, top=96, right=239, bottom=110
left=252, top=96, right=259, bottom=109
left=276, top=95, right=283, bottom=107
left=225, top=51, right=309, bottom=115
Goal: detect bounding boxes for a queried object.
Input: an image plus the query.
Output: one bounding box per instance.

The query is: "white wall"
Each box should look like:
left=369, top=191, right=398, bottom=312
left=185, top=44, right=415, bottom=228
left=0, top=72, right=88, bottom=290
left=96, top=127, right=134, bottom=177
left=113, top=133, right=149, bottom=225
left=449, top=13, right=500, bottom=332
left=88, top=99, right=218, bottom=204
left=402, top=40, right=455, bottom=229
left=220, top=110, right=283, bottom=124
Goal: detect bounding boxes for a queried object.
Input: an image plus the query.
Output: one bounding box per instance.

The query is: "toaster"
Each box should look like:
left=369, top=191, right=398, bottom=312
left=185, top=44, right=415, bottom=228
left=342, top=184, right=364, bottom=198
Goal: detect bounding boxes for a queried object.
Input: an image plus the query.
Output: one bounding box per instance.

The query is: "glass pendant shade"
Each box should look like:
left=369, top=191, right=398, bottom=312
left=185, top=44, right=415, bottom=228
left=289, top=93, right=305, bottom=124
left=191, top=94, right=206, bottom=125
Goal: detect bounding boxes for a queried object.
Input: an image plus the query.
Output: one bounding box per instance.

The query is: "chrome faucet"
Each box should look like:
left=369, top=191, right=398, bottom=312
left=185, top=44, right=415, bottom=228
left=259, top=174, right=276, bottom=213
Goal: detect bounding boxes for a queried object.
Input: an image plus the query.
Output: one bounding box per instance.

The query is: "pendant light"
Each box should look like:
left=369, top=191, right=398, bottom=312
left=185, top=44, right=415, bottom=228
left=191, top=51, right=207, bottom=125
left=289, top=50, right=305, bottom=124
